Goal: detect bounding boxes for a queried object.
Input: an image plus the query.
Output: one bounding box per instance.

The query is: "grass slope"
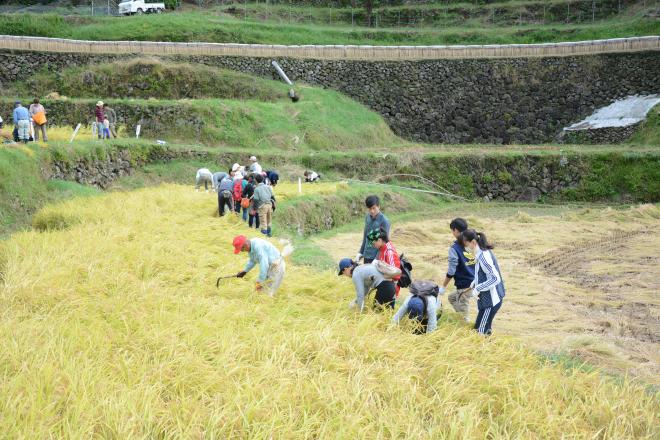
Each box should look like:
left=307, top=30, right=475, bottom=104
left=0, top=185, right=658, bottom=438
left=0, top=144, right=100, bottom=237
left=0, top=9, right=658, bottom=45
left=1, top=88, right=400, bottom=150
left=12, top=58, right=286, bottom=101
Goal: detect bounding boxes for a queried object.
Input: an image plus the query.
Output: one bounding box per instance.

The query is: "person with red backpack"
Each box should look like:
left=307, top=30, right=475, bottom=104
left=232, top=172, right=246, bottom=215
left=369, top=228, right=402, bottom=298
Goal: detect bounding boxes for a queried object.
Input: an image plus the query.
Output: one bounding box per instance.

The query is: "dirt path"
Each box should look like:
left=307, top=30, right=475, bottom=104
left=316, top=205, right=660, bottom=383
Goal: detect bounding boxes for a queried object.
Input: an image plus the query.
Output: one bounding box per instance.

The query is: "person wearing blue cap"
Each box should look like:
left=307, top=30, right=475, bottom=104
left=338, top=258, right=396, bottom=311
left=392, top=280, right=442, bottom=334
left=12, top=101, right=31, bottom=144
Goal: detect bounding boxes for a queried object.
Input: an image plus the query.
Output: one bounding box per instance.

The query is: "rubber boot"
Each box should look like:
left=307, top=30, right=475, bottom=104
left=261, top=229, right=268, bottom=236
left=267, top=227, right=272, bottom=237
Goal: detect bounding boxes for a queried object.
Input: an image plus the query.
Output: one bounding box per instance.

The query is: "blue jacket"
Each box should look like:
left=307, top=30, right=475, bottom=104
left=13, top=106, right=30, bottom=122
left=448, top=241, right=476, bottom=289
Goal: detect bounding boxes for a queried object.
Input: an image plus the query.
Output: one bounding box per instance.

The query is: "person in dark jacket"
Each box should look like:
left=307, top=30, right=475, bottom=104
left=356, top=195, right=390, bottom=264
left=440, top=218, right=476, bottom=322
left=461, top=229, right=505, bottom=336
left=265, top=170, right=279, bottom=186
left=103, top=103, right=117, bottom=138
left=217, top=171, right=235, bottom=216
left=242, top=174, right=260, bottom=228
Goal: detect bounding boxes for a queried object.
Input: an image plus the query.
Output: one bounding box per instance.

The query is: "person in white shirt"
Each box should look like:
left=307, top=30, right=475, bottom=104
left=249, top=156, right=263, bottom=175
left=304, top=170, right=320, bottom=182
left=195, top=168, right=214, bottom=192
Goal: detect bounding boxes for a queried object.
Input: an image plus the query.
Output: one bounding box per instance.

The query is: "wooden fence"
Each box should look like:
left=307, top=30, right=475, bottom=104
left=0, top=35, right=657, bottom=60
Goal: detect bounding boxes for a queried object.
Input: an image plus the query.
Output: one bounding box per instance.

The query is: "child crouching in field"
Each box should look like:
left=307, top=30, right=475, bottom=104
left=461, top=229, right=505, bottom=335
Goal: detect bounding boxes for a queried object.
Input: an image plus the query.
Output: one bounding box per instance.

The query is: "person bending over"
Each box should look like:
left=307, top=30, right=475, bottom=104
left=195, top=168, right=214, bottom=192
left=338, top=258, right=395, bottom=312
left=234, top=235, right=285, bottom=297
left=392, top=280, right=442, bottom=334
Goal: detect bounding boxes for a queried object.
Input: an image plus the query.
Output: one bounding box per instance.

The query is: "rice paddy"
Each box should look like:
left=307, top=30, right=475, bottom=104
left=1, top=185, right=658, bottom=438
left=317, top=203, right=660, bottom=384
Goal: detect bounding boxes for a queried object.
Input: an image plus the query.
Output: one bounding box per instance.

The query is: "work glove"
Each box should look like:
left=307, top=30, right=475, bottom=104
left=355, top=253, right=363, bottom=262
left=348, top=299, right=357, bottom=309
left=236, top=271, right=247, bottom=278
left=255, top=282, right=263, bottom=291
left=438, top=286, right=446, bottom=295
left=471, top=289, right=479, bottom=298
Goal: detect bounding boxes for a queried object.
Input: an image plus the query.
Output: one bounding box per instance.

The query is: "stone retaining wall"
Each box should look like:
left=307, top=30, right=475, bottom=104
left=2, top=40, right=657, bottom=144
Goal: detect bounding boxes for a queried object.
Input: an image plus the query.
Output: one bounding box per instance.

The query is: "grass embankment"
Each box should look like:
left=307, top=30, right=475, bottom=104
left=217, top=0, right=656, bottom=29
left=11, top=58, right=286, bottom=101
left=0, top=144, right=100, bottom=236
left=3, top=139, right=659, bottom=235
left=0, top=8, right=658, bottom=45
left=1, top=185, right=658, bottom=437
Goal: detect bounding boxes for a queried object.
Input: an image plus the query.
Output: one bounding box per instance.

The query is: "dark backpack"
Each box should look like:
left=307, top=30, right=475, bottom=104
left=408, top=280, right=441, bottom=333
left=397, top=253, right=413, bottom=288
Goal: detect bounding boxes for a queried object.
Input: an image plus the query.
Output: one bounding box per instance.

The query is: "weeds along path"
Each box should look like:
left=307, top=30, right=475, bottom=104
left=0, top=185, right=658, bottom=437
left=316, top=204, right=660, bottom=383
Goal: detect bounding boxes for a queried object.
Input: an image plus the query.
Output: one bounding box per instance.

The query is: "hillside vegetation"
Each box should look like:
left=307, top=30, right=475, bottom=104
left=0, top=5, right=657, bottom=45
left=13, top=59, right=286, bottom=101
left=1, top=185, right=658, bottom=438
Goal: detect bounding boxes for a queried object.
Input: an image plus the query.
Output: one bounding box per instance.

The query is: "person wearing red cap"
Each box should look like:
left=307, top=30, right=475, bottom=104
left=233, top=235, right=285, bottom=296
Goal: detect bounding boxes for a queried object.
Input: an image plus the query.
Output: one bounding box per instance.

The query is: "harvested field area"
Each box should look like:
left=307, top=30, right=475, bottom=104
left=316, top=203, right=660, bottom=383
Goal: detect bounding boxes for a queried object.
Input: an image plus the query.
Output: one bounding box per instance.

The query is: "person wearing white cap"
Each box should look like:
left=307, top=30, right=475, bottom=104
left=94, top=101, right=105, bottom=139
left=249, top=156, right=262, bottom=175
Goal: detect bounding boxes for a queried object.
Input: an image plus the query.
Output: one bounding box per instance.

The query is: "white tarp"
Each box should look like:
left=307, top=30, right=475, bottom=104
left=564, top=94, right=660, bottom=131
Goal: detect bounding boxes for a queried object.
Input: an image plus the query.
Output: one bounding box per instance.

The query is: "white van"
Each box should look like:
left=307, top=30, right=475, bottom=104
left=118, top=1, right=165, bottom=15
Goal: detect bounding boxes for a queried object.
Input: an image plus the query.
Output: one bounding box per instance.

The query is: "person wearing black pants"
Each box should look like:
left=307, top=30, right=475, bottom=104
left=338, top=258, right=396, bottom=312
left=460, top=229, right=506, bottom=335
left=243, top=175, right=260, bottom=229
left=217, top=174, right=235, bottom=217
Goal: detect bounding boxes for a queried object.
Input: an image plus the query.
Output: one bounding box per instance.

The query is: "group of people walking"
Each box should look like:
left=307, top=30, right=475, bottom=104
left=225, top=189, right=506, bottom=337
left=196, top=156, right=279, bottom=237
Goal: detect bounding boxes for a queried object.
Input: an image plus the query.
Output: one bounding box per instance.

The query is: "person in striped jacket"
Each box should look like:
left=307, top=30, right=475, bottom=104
left=369, top=228, right=402, bottom=298
left=460, top=229, right=506, bottom=336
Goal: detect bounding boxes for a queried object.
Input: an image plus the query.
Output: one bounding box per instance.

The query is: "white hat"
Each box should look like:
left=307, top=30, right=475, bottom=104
left=231, top=163, right=240, bottom=172
left=249, top=156, right=257, bottom=162
left=96, top=101, right=104, bottom=106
